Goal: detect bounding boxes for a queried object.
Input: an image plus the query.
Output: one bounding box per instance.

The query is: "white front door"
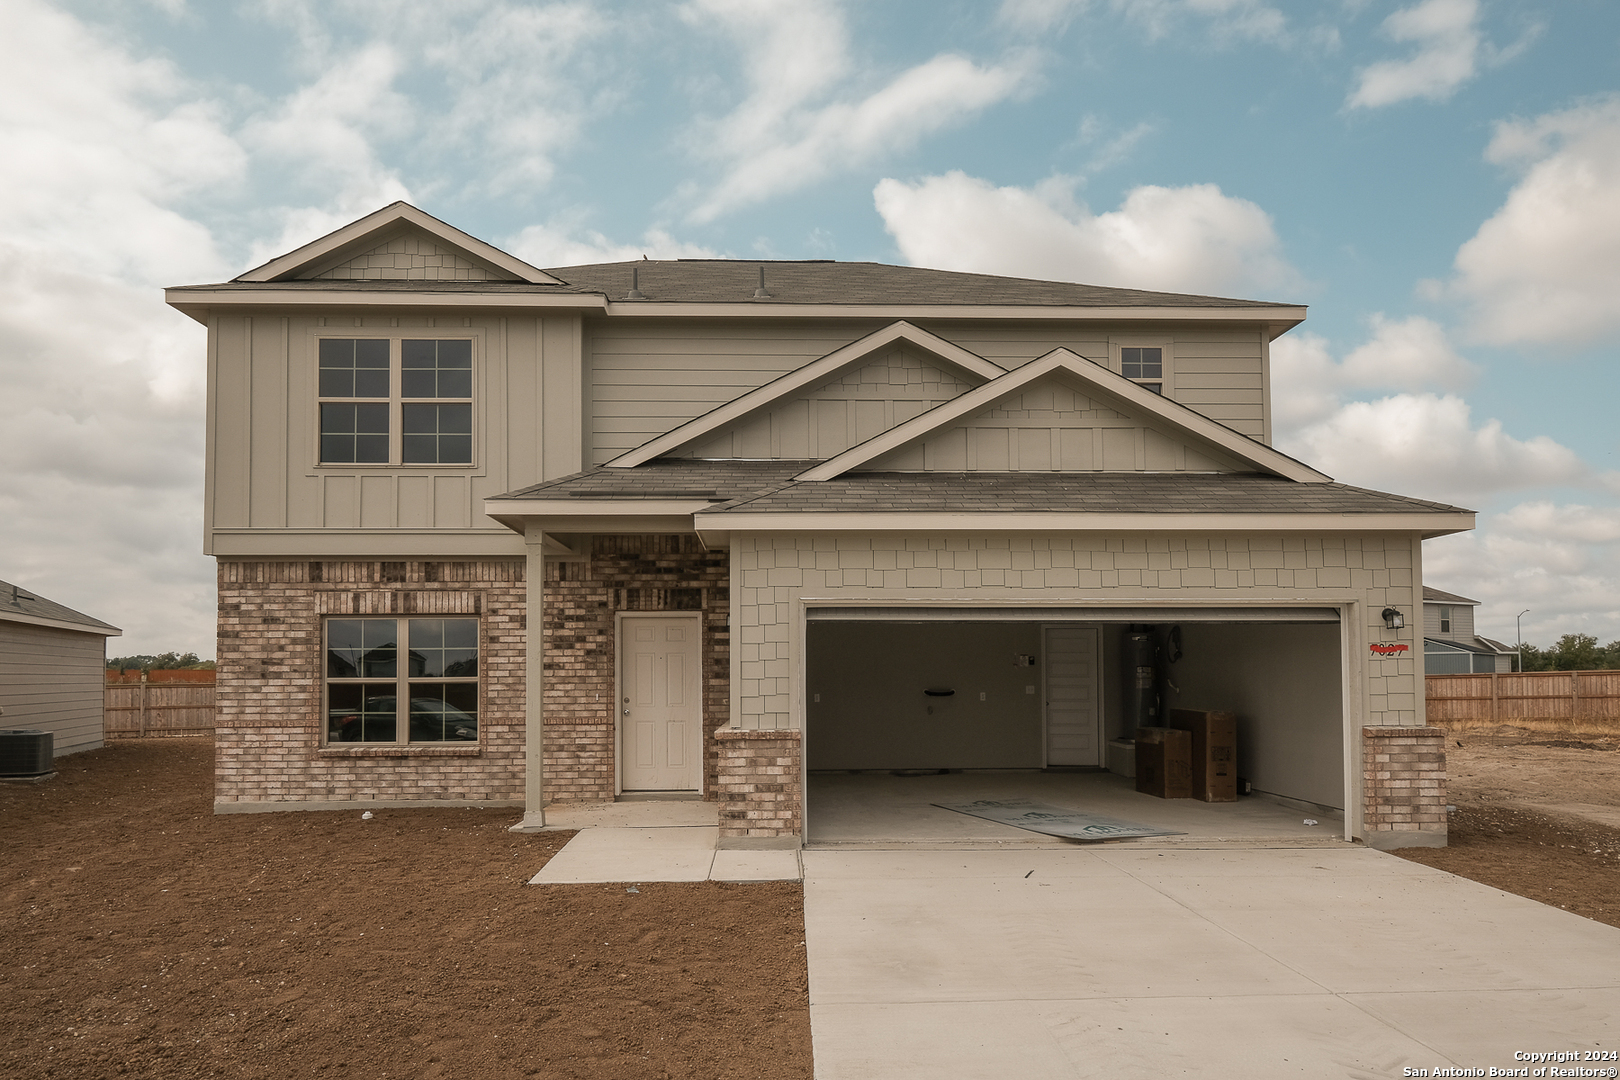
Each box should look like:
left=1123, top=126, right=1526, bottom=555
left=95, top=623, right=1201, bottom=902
left=620, top=614, right=701, bottom=792
left=1045, top=626, right=1101, bottom=766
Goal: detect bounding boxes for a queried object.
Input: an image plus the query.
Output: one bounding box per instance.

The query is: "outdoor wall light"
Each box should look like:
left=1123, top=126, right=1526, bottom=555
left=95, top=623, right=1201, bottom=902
left=1381, top=607, right=1405, bottom=630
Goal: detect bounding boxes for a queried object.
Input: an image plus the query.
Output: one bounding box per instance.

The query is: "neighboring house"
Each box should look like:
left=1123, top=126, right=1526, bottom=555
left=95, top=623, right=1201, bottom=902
left=166, top=202, right=1472, bottom=849
left=0, top=579, right=121, bottom=757
left=1422, top=586, right=1515, bottom=673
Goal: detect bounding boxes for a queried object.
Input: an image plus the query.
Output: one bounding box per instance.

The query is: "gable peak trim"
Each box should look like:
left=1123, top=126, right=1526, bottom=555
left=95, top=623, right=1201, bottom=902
left=793, top=346, right=1330, bottom=483
left=603, top=320, right=1006, bottom=469
left=234, top=201, right=562, bottom=285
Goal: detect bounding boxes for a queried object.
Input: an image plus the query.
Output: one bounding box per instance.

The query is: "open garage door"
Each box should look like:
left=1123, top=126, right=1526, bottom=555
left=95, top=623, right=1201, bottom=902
left=804, top=607, right=1346, bottom=844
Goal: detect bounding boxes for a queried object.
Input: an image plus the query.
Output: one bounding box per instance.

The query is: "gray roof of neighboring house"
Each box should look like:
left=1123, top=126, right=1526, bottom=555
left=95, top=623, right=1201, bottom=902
left=177, top=261, right=1299, bottom=310
left=1423, top=586, right=1480, bottom=605
left=0, top=579, right=120, bottom=634
left=494, top=461, right=1471, bottom=517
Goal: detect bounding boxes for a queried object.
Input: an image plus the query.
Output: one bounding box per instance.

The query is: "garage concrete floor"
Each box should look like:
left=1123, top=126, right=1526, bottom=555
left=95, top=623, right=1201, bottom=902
left=806, top=769, right=1344, bottom=847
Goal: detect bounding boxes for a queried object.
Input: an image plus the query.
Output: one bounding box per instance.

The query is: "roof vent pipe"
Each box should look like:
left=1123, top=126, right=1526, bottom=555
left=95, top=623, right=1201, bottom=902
left=625, top=266, right=646, bottom=300
left=753, top=266, right=771, bottom=299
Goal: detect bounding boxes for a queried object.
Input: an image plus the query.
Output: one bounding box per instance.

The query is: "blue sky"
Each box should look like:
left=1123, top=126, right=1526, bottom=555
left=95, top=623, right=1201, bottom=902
left=3, top=0, right=1619, bottom=653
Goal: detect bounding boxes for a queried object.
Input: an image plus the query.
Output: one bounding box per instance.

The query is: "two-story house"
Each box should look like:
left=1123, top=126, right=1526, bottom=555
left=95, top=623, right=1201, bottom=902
left=1423, top=586, right=1516, bottom=673
left=166, top=202, right=1470, bottom=850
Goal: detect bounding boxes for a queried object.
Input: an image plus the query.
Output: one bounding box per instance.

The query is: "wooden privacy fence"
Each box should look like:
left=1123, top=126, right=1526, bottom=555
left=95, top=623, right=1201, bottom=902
left=1426, top=670, right=1620, bottom=728
left=105, top=673, right=215, bottom=736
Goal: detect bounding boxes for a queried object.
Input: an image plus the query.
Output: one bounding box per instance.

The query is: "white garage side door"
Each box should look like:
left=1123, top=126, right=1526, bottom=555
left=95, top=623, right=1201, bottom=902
left=1045, top=626, right=1100, bottom=767
left=620, top=614, right=701, bottom=792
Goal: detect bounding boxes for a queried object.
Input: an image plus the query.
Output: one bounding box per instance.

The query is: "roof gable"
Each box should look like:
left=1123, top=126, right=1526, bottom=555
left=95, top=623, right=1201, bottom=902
left=235, top=202, right=561, bottom=285
left=605, top=321, right=1006, bottom=468
left=795, top=348, right=1330, bottom=483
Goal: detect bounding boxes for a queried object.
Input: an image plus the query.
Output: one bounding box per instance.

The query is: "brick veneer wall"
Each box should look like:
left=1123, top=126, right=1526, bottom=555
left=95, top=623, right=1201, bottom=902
left=714, top=729, right=802, bottom=846
left=217, top=539, right=732, bottom=810
left=1361, top=725, right=1448, bottom=849
left=544, top=535, right=730, bottom=801
left=215, top=559, right=527, bottom=808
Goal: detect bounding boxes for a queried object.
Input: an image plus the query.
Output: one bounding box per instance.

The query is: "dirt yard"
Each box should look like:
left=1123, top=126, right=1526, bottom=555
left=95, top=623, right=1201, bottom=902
left=0, top=738, right=810, bottom=1080
left=6, top=730, right=1620, bottom=1079
left=1394, top=725, right=1620, bottom=929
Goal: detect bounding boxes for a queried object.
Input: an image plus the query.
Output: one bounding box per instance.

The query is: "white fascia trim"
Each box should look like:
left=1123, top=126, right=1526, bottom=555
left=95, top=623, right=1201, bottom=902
left=701, top=511, right=1476, bottom=534
left=485, top=498, right=717, bottom=516
left=235, top=202, right=563, bottom=284
left=604, top=321, right=1006, bottom=469
left=795, top=348, right=1329, bottom=484
left=0, top=611, right=121, bottom=637
left=602, top=303, right=1307, bottom=326
left=165, top=288, right=605, bottom=314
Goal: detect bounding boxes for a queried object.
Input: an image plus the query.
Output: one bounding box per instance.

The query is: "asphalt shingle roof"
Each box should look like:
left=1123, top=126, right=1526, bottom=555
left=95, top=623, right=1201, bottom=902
left=1422, top=585, right=1480, bottom=605
left=183, top=261, right=1300, bottom=310
left=0, top=579, right=120, bottom=633
left=494, top=460, right=1471, bottom=518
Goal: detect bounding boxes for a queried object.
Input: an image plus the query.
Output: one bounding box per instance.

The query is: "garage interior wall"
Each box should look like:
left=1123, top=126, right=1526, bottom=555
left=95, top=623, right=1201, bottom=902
left=1164, top=622, right=1344, bottom=809
left=806, top=622, right=1043, bottom=770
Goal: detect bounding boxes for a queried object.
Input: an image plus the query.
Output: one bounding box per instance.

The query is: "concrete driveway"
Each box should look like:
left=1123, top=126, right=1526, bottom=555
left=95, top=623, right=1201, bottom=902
left=803, top=845, right=1620, bottom=1079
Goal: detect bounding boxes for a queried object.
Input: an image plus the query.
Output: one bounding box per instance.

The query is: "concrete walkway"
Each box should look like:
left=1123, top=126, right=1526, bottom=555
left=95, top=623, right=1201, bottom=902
left=803, top=845, right=1620, bottom=1079
left=525, top=801, right=802, bottom=884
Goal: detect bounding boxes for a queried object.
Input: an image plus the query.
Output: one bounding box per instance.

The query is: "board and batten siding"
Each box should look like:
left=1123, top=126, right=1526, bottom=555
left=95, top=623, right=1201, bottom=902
left=731, top=532, right=1419, bottom=733
left=208, top=311, right=585, bottom=556
left=0, top=621, right=107, bottom=756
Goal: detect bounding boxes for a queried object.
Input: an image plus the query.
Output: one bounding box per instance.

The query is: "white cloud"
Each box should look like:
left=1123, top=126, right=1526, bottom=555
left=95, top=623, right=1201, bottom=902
left=1272, top=318, right=1580, bottom=504
left=1271, top=315, right=1473, bottom=430
left=681, top=0, right=1033, bottom=221
left=999, top=0, right=1326, bottom=48
left=1347, top=0, right=1481, bottom=109
left=506, top=221, right=725, bottom=267
left=1443, top=96, right=1620, bottom=349
left=1425, top=504, right=1620, bottom=645
left=874, top=171, right=1301, bottom=297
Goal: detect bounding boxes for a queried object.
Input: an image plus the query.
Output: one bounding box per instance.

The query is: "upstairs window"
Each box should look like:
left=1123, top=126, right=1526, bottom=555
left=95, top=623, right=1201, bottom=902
left=318, top=337, right=473, bottom=465
left=1121, top=347, right=1163, bottom=394
left=1439, top=606, right=1452, bottom=634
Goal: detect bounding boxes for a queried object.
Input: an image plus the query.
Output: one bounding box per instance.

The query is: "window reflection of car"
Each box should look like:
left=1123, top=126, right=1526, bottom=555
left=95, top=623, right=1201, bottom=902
left=328, top=696, right=477, bottom=742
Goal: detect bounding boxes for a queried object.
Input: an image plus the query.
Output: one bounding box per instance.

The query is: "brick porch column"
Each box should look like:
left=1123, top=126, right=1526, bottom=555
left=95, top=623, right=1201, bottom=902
left=1361, top=725, right=1447, bottom=850
left=714, top=729, right=802, bottom=849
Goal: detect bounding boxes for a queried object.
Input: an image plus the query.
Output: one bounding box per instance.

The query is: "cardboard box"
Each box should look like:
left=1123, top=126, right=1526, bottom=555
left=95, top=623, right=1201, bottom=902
left=1169, top=708, right=1238, bottom=802
left=1134, top=727, right=1191, bottom=799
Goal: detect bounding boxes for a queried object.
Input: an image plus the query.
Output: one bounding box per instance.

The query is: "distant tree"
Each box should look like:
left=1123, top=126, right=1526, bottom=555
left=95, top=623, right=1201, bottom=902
left=1516, top=635, right=1620, bottom=672
left=106, top=651, right=212, bottom=671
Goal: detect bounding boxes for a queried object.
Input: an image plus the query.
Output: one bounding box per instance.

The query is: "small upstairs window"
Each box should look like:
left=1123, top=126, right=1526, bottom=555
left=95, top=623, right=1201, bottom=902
left=1439, top=606, right=1452, bottom=634
left=318, top=337, right=473, bottom=465
left=1121, top=346, right=1163, bottom=394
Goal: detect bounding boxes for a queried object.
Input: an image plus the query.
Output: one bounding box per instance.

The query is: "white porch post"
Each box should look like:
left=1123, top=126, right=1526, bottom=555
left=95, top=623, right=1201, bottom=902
left=510, top=521, right=548, bottom=831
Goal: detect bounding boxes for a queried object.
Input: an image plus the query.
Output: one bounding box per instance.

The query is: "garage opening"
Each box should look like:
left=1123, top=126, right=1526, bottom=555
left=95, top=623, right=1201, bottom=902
left=804, top=608, right=1345, bottom=846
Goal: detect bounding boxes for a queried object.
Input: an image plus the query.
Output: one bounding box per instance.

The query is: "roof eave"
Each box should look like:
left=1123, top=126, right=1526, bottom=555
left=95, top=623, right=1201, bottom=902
left=0, top=610, right=122, bottom=636
left=597, top=302, right=1307, bottom=327
left=164, top=286, right=609, bottom=324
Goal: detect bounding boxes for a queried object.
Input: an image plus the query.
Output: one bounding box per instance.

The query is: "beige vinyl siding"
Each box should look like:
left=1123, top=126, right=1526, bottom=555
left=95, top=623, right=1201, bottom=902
left=1423, top=601, right=1476, bottom=641
left=680, top=342, right=976, bottom=460
left=208, top=312, right=585, bottom=556
left=914, top=321, right=1268, bottom=440
left=1172, top=330, right=1266, bottom=439
left=587, top=318, right=888, bottom=463
left=0, top=622, right=107, bottom=756
left=863, top=374, right=1248, bottom=473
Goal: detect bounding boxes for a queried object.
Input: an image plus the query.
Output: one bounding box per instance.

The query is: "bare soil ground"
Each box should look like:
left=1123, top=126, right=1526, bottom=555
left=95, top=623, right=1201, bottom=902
left=0, top=738, right=810, bottom=1080
left=6, top=729, right=1617, bottom=1079
left=1394, top=725, right=1620, bottom=929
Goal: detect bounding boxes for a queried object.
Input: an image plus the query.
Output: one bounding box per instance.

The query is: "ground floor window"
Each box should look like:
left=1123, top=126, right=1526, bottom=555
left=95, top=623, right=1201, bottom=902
left=324, top=617, right=478, bottom=744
